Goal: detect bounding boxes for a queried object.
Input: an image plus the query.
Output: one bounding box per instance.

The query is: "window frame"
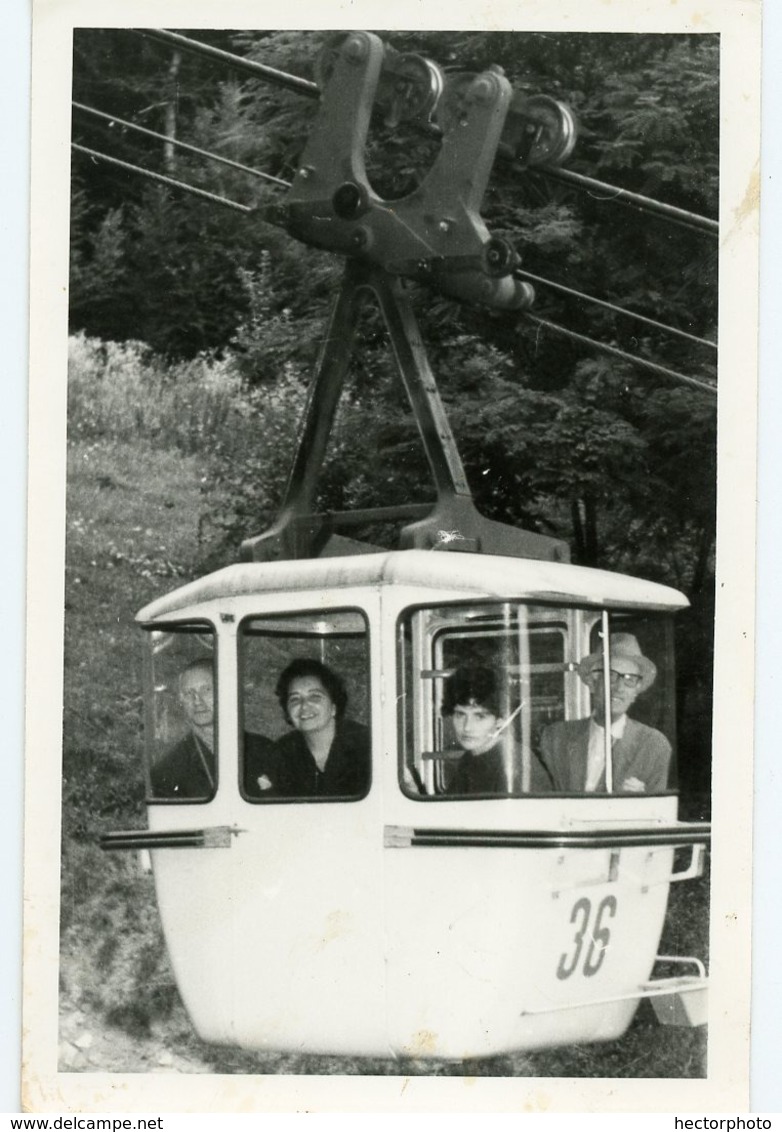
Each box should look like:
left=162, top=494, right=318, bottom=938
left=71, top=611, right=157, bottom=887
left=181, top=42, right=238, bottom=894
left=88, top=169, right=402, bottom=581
left=237, top=605, right=373, bottom=805
left=141, top=619, right=219, bottom=806
left=396, top=598, right=678, bottom=801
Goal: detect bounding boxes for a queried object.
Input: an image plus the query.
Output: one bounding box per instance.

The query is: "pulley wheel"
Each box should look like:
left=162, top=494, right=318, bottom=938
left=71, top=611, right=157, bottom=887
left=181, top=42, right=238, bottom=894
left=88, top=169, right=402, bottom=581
left=377, top=52, right=445, bottom=127
left=501, top=93, right=577, bottom=167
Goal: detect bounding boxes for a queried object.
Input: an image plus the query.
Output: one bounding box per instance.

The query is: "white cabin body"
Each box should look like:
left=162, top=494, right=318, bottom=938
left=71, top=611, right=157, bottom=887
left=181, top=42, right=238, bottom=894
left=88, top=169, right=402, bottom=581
left=133, top=549, right=702, bottom=1059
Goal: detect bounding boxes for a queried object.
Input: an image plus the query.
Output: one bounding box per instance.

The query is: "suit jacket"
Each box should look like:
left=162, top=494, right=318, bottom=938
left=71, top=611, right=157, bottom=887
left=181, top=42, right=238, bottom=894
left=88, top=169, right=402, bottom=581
left=150, top=732, right=216, bottom=799
left=537, top=716, right=671, bottom=794
left=151, top=730, right=272, bottom=800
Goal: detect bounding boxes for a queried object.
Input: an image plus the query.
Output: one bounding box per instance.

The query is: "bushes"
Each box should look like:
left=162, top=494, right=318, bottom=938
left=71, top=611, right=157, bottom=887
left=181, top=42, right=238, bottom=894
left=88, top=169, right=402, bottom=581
left=68, top=333, right=242, bottom=454
left=66, top=332, right=308, bottom=545
left=65, top=331, right=377, bottom=553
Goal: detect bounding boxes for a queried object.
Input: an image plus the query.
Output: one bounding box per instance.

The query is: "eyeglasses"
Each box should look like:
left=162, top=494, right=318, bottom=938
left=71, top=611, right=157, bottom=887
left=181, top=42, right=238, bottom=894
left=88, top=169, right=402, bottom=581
left=602, top=669, right=643, bottom=689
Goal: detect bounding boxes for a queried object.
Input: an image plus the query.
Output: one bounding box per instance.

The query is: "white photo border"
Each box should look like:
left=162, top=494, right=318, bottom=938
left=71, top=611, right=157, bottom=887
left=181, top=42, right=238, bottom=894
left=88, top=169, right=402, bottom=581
left=19, top=0, right=764, bottom=1113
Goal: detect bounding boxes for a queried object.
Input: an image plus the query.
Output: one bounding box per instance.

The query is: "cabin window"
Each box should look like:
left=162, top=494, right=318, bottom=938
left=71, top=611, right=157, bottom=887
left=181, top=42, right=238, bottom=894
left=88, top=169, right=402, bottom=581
left=143, top=624, right=218, bottom=803
left=397, top=603, right=676, bottom=799
left=586, top=612, right=677, bottom=788
left=238, top=609, right=371, bottom=803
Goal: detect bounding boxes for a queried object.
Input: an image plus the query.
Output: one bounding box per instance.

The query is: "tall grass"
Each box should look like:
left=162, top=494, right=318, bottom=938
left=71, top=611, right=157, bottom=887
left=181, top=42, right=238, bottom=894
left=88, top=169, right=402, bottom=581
left=67, top=332, right=316, bottom=549
left=66, top=332, right=372, bottom=550
left=67, top=332, right=300, bottom=459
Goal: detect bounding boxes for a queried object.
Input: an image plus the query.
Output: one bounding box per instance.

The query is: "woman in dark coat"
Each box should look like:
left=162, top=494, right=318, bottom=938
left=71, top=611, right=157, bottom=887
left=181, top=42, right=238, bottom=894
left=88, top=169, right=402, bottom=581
left=442, top=666, right=510, bottom=796
left=271, top=658, right=370, bottom=798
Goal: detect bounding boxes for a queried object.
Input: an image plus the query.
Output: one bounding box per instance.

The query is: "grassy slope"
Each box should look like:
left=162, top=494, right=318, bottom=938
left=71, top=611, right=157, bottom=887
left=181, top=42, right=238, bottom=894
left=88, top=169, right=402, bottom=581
left=63, top=437, right=207, bottom=835
left=62, top=438, right=210, bottom=1032
left=61, top=434, right=708, bottom=1077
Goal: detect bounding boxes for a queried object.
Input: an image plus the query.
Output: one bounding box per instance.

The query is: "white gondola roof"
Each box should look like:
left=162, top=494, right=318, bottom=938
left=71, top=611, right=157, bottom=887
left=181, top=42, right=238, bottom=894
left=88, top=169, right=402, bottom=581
left=137, top=550, right=688, bottom=622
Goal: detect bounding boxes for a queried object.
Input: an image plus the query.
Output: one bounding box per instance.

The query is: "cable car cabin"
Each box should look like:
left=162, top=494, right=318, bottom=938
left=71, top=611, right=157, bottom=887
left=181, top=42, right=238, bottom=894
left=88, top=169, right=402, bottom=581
left=118, top=549, right=708, bottom=1060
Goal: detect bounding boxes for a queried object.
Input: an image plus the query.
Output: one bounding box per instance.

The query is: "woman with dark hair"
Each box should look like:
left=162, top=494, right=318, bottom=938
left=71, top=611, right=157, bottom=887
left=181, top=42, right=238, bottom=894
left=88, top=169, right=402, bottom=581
left=271, top=658, right=370, bottom=798
left=442, top=666, right=510, bottom=796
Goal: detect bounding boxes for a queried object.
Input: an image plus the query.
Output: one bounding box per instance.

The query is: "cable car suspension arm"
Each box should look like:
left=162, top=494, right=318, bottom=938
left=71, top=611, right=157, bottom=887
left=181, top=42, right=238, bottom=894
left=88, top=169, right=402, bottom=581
left=73, top=104, right=716, bottom=363
left=76, top=32, right=717, bottom=400
left=137, top=27, right=718, bottom=237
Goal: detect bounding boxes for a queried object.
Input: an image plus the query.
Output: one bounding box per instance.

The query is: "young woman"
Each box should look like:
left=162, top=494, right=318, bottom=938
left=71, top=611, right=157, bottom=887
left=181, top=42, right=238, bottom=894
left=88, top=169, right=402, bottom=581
left=441, top=666, right=510, bottom=796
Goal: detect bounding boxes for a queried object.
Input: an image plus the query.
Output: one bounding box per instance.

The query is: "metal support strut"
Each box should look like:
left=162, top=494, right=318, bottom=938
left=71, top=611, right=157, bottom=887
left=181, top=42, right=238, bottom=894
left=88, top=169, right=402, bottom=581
left=240, top=261, right=567, bottom=564
left=241, top=31, right=568, bottom=564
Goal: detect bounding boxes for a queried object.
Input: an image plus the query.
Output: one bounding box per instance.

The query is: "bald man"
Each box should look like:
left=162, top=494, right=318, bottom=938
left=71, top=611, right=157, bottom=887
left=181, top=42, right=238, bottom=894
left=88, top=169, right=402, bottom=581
left=151, top=659, right=276, bottom=800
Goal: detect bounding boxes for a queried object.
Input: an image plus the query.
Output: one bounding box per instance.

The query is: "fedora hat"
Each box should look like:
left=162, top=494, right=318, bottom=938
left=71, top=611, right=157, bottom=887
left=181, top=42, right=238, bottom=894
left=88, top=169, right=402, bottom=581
left=577, top=632, right=657, bottom=693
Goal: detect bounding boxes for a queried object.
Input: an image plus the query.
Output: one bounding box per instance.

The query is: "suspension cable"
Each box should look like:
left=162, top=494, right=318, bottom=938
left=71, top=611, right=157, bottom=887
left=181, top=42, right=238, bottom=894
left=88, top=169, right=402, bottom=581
left=139, top=28, right=319, bottom=98
left=71, top=144, right=254, bottom=214
left=514, top=269, right=717, bottom=352
left=534, top=167, right=719, bottom=236
left=136, top=28, right=718, bottom=238
left=72, top=139, right=717, bottom=394
left=73, top=102, right=291, bottom=188
left=523, top=314, right=717, bottom=397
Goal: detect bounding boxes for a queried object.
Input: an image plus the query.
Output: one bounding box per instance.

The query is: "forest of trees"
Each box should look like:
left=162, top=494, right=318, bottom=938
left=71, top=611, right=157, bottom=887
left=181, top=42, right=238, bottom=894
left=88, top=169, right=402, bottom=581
left=69, top=28, right=719, bottom=797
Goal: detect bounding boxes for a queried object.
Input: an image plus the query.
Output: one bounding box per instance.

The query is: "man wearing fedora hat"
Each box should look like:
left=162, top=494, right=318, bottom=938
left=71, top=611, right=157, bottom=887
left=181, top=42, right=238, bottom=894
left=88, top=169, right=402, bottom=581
left=536, top=633, right=671, bottom=794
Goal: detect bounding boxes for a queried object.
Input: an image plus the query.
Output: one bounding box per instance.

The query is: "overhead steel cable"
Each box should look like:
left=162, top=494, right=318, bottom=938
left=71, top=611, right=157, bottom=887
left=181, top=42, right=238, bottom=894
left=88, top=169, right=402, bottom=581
left=514, top=268, right=717, bottom=352
left=72, top=142, right=717, bottom=395
left=135, top=28, right=719, bottom=239
left=72, top=139, right=717, bottom=395
left=73, top=102, right=291, bottom=188
left=81, top=33, right=719, bottom=395
left=71, top=144, right=254, bottom=214
left=523, top=313, right=717, bottom=397
left=534, top=166, right=719, bottom=236
left=139, top=28, right=320, bottom=98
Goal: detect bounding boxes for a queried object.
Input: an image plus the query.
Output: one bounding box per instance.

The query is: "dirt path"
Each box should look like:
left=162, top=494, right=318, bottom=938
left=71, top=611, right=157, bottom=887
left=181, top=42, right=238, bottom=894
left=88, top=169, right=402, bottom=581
left=58, top=1008, right=213, bottom=1075
left=58, top=974, right=212, bottom=1075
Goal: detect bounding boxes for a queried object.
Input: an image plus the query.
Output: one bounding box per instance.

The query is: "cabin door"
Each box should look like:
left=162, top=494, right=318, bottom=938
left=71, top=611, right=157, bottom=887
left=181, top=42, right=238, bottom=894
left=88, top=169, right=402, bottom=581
left=145, top=606, right=387, bottom=1055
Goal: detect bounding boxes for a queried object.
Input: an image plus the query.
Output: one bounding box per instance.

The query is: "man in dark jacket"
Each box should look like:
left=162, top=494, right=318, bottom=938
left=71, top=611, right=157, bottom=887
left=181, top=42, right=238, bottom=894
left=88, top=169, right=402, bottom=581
left=150, top=658, right=217, bottom=799
left=151, top=657, right=275, bottom=800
